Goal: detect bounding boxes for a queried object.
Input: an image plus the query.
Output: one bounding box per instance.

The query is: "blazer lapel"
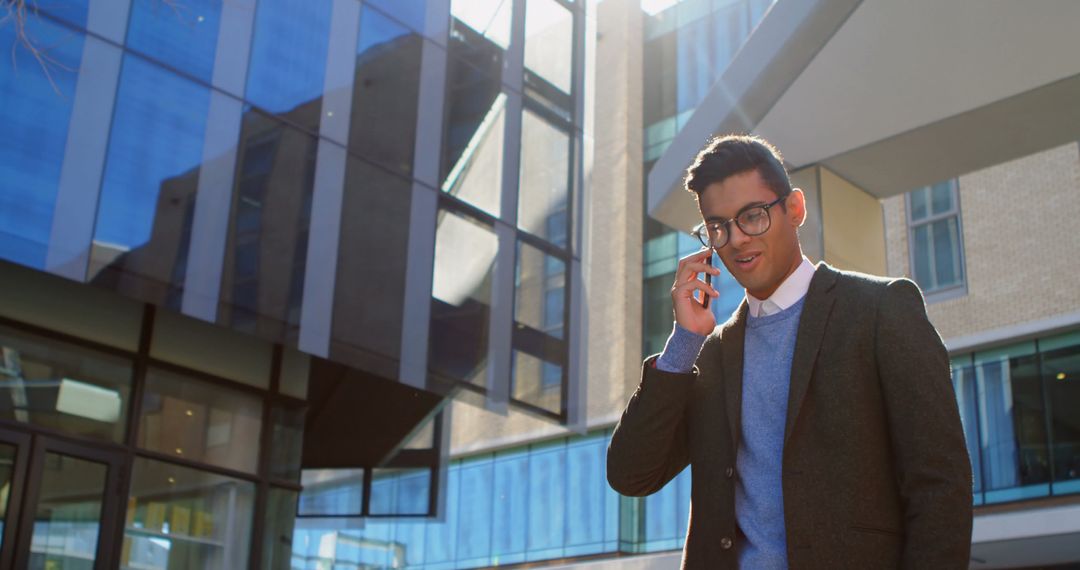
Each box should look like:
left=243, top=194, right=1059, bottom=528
left=784, top=263, right=839, bottom=444
left=722, top=301, right=749, bottom=451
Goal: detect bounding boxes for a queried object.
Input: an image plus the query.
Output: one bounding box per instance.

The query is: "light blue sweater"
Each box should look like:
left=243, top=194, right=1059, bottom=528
left=736, top=296, right=804, bottom=569
left=656, top=297, right=806, bottom=569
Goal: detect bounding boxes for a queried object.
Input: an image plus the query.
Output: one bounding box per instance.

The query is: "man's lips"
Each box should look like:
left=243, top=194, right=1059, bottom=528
left=733, top=251, right=761, bottom=264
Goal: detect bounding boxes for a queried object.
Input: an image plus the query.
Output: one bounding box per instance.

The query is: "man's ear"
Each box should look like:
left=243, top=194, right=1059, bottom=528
left=789, top=188, right=808, bottom=227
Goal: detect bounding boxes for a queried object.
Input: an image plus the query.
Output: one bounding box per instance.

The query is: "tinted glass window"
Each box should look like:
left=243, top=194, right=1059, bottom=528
left=0, top=18, right=85, bottom=269
left=92, top=55, right=211, bottom=308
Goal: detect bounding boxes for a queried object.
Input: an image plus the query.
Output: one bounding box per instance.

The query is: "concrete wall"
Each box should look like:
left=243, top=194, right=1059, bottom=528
left=883, top=142, right=1080, bottom=345
left=820, top=166, right=887, bottom=276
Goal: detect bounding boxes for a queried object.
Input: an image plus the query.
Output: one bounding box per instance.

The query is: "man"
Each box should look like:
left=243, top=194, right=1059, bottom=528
left=607, top=134, right=972, bottom=569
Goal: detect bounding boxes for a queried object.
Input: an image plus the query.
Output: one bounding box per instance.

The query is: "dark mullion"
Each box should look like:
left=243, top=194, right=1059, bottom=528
left=106, top=303, right=155, bottom=569
left=249, top=344, right=283, bottom=570
left=362, top=465, right=374, bottom=517
left=145, top=356, right=277, bottom=397
left=134, top=448, right=263, bottom=483
left=1035, top=339, right=1059, bottom=494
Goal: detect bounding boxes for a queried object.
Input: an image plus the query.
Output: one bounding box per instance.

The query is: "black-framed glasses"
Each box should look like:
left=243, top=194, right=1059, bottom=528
left=691, top=194, right=788, bottom=249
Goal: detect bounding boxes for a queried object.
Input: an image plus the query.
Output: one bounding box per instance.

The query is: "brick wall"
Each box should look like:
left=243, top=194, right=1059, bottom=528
left=882, top=142, right=1080, bottom=342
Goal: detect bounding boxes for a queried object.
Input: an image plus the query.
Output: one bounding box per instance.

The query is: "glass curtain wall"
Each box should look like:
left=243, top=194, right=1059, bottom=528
left=429, top=0, right=578, bottom=421
left=951, top=329, right=1080, bottom=505
left=0, top=0, right=428, bottom=373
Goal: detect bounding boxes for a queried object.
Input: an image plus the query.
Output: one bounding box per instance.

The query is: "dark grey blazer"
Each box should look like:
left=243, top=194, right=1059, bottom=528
left=608, top=263, right=973, bottom=569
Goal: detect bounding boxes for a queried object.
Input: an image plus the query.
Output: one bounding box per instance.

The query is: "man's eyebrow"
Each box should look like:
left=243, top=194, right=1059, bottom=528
left=703, top=201, right=769, bottom=223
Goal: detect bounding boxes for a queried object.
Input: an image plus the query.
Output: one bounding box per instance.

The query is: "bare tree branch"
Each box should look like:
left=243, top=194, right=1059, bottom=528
left=1, top=0, right=190, bottom=96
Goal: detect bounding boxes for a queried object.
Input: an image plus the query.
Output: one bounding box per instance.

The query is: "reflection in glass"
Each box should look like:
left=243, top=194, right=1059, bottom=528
left=331, top=157, right=411, bottom=378
left=290, top=432, right=622, bottom=567
left=126, top=0, right=223, bottom=83
left=527, top=441, right=566, bottom=559
left=369, top=468, right=431, bottom=515
left=245, top=0, right=332, bottom=130
left=138, top=367, right=263, bottom=474
left=429, top=212, right=498, bottom=387
left=0, top=18, right=84, bottom=269
left=951, top=363, right=983, bottom=496
left=123, top=457, right=255, bottom=569
left=518, top=110, right=571, bottom=245
left=91, top=55, right=210, bottom=310
left=451, top=0, right=511, bottom=50
left=0, top=443, right=11, bottom=547
left=365, top=0, right=427, bottom=35
left=641, top=468, right=691, bottom=552
left=351, top=4, right=423, bottom=176
left=524, top=0, right=574, bottom=94
left=261, top=488, right=297, bottom=570
left=512, top=241, right=566, bottom=413
left=218, top=110, right=316, bottom=343
left=1042, top=333, right=1080, bottom=493
left=34, top=0, right=90, bottom=28
left=298, top=469, right=363, bottom=516
left=30, top=453, right=107, bottom=568
left=974, top=343, right=1050, bottom=502
left=442, top=0, right=511, bottom=216
left=268, top=405, right=304, bottom=483
left=0, top=325, right=131, bottom=443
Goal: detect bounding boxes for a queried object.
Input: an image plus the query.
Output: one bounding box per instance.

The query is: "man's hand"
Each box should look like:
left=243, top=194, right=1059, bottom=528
left=671, top=249, right=720, bottom=336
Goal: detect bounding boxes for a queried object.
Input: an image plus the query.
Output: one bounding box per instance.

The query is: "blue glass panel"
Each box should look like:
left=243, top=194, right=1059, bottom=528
left=424, top=464, right=460, bottom=564
left=246, top=0, right=332, bottom=127
left=643, top=469, right=680, bottom=551
left=0, top=16, right=84, bottom=269
left=974, top=347, right=1049, bottom=492
left=527, top=441, right=567, bottom=560
left=365, top=0, right=427, bottom=35
left=126, top=0, right=222, bottom=83
left=395, top=520, right=427, bottom=567
left=564, top=435, right=606, bottom=556
left=92, top=55, right=210, bottom=306
left=456, top=456, right=494, bottom=565
left=352, top=4, right=422, bottom=176
left=676, top=467, right=692, bottom=539
left=492, top=448, right=529, bottom=563
left=218, top=109, right=315, bottom=341
left=35, top=0, right=89, bottom=28
left=951, top=361, right=983, bottom=494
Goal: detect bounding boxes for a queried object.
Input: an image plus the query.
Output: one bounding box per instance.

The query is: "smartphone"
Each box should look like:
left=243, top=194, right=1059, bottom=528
left=702, top=251, right=712, bottom=310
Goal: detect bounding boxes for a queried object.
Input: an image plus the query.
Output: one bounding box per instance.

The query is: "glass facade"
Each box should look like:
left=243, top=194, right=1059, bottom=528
left=292, top=430, right=693, bottom=568
left=643, top=0, right=774, bottom=162
left=0, top=275, right=302, bottom=568
left=952, top=329, right=1080, bottom=505
left=0, top=0, right=584, bottom=424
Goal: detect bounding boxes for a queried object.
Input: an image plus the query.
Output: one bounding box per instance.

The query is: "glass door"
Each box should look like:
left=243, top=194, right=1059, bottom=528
left=0, top=427, right=125, bottom=569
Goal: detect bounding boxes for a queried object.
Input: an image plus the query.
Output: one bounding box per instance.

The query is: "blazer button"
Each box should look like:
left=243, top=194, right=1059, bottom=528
left=720, top=537, right=733, bottom=550
left=725, top=467, right=734, bottom=478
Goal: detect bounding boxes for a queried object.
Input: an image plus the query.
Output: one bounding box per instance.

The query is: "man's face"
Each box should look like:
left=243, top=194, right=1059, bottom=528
left=698, top=169, right=806, bottom=300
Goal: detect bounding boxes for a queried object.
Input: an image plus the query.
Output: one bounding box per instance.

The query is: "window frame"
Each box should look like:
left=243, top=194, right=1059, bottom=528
left=905, top=179, right=968, bottom=303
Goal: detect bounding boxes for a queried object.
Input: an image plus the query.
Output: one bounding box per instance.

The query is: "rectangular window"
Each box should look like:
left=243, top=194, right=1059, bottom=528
left=906, top=180, right=966, bottom=299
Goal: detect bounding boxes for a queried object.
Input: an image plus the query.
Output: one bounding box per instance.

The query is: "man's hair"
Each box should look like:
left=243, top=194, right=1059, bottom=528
left=684, top=134, right=792, bottom=200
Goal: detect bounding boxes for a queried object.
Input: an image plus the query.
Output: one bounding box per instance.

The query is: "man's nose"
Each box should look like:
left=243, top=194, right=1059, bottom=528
left=727, top=222, right=752, bottom=247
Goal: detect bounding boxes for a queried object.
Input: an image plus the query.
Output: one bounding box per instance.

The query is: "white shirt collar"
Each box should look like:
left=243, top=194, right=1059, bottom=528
left=746, top=257, right=816, bottom=317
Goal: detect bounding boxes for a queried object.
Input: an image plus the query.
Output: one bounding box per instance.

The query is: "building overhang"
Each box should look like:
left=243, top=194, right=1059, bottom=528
left=647, top=0, right=1080, bottom=230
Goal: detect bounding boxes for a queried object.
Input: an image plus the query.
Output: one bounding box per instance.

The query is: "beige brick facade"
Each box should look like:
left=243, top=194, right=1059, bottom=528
left=882, top=142, right=1080, bottom=343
